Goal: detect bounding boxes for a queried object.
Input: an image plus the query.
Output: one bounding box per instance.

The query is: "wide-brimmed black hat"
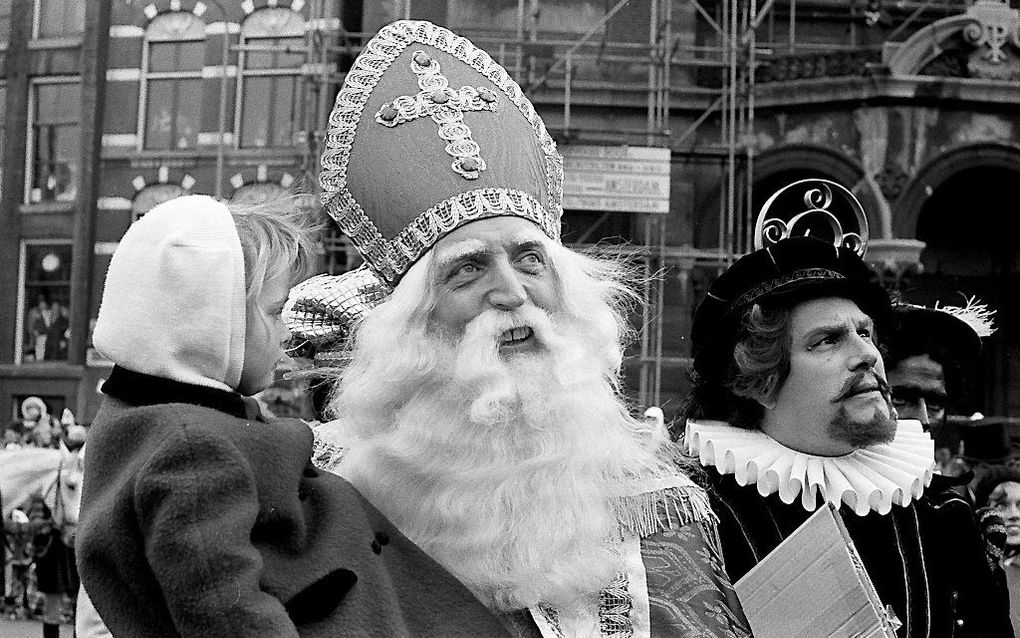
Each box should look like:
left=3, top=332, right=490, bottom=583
left=889, top=300, right=994, bottom=374
left=691, top=179, right=890, bottom=384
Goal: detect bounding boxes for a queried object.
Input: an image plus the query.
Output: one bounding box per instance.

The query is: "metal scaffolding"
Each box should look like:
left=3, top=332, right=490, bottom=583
left=293, top=0, right=956, bottom=411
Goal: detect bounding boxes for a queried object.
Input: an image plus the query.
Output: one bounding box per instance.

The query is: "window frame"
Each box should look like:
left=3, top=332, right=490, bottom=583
left=137, top=11, right=207, bottom=152
left=234, top=7, right=306, bottom=150
left=15, top=238, right=73, bottom=365
left=24, top=76, right=80, bottom=205
left=32, top=0, right=85, bottom=40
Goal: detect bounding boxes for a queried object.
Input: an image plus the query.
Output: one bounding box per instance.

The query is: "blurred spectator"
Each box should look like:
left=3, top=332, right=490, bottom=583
left=3, top=508, right=33, bottom=620
left=2, top=428, right=23, bottom=449
left=976, top=465, right=1020, bottom=637
left=19, top=397, right=59, bottom=448
left=24, top=294, right=69, bottom=362
left=28, top=498, right=77, bottom=637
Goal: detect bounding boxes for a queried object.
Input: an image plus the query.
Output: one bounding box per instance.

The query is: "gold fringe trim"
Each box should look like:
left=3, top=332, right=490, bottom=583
left=614, top=483, right=717, bottom=539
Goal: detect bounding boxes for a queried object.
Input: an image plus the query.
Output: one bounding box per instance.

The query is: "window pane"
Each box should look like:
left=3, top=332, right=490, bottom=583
left=247, top=36, right=305, bottom=69
left=36, top=0, right=85, bottom=38
left=36, top=84, right=80, bottom=124
left=149, top=40, right=206, bottom=73
left=240, top=76, right=299, bottom=148
left=0, top=85, right=6, bottom=200
left=0, top=0, right=11, bottom=43
left=31, top=84, right=79, bottom=203
left=21, top=243, right=73, bottom=363
left=145, top=79, right=202, bottom=149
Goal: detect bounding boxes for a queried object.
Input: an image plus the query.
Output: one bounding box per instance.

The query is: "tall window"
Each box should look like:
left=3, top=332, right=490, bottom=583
left=1, top=0, right=12, bottom=43
left=140, top=12, right=205, bottom=150
left=237, top=8, right=304, bottom=148
left=34, top=0, right=85, bottom=38
left=18, top=241, right=72, bottom=363
left=28, top=81, right=80, bottom=203
left=0, top=84, right=6, bottom=200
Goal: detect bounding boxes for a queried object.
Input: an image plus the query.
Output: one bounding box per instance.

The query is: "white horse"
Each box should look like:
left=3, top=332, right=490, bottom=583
left=0, top=444, right=84, bottom=533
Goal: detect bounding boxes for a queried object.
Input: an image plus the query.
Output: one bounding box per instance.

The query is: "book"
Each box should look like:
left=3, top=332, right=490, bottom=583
left=734, top=503, right=900, bottom=638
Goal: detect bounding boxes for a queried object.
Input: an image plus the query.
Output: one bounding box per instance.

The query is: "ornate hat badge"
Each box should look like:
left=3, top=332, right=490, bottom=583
left=319, top=20, right=564, bottom=286
left=755, top=178, right=869, bottom=256
left=691, top=178, right=888, bottom=381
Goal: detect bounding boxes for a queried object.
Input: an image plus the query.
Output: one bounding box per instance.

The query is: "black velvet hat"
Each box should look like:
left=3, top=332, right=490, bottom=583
left=691, top=179, right=891, bottom=384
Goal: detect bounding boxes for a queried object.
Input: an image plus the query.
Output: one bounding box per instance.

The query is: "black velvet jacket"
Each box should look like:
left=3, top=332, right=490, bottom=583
left=706, top=467, right=1013, bottom=638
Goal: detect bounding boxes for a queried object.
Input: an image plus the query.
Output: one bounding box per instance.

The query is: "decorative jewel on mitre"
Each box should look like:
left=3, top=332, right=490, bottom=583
left=319, top=20, right=563, bottom=285
left=283, top=268, right=391, bottom=361
left=754, top=178, right=869, bottom=257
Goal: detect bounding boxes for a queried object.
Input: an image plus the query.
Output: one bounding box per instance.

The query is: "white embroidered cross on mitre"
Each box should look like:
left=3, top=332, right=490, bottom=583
left=375, top=49, right=499, bottom=180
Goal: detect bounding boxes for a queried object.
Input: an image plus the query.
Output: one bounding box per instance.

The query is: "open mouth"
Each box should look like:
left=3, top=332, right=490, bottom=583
left=499, top=326, right=534, bottom=346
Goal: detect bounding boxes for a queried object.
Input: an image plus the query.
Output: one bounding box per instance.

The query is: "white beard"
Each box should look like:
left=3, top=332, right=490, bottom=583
left=338, top=305, right=671, bottom=611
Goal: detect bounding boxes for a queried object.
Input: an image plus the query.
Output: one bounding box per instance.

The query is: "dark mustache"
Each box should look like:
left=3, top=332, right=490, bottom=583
left=832, top=371, right=890, bottom=403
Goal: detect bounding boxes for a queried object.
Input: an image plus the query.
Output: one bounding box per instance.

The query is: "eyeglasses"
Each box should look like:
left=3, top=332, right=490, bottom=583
left=890, top=386, right=947, bottom=417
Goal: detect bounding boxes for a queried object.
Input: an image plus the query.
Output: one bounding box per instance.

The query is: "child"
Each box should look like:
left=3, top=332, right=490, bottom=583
left=76, top=195, right=507, bottom=637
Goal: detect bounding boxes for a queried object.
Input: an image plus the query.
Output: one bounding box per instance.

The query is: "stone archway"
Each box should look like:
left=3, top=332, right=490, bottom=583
left=694, top=144, right=865, bottom=248
left=903, top=145, right=1020, bottom=417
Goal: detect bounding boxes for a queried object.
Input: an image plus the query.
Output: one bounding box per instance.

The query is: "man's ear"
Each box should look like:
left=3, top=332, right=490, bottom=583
left=756, top=395, right=777, bottom=411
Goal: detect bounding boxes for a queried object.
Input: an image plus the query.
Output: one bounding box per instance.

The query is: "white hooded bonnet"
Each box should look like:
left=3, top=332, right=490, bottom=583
left=93, top=195, right=247, bottom=391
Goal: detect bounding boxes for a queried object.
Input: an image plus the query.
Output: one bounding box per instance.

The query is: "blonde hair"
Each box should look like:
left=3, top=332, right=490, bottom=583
left=228, top=193, right=323, bottom=301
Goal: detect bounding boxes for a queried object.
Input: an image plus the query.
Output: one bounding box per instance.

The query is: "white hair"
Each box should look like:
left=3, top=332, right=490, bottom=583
left=325, top=236, right=675, bottom=610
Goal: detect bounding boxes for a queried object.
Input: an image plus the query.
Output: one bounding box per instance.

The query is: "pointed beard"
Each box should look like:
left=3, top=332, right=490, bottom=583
left=340, top=307, right=668, bottom=611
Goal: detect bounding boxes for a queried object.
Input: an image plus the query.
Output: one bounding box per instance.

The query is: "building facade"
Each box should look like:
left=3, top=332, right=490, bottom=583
left=0, top=0, right=1017, bottom=425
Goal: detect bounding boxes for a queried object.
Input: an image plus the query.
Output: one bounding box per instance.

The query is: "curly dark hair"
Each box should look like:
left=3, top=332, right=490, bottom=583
left=683, top=303, right=792, bottom=429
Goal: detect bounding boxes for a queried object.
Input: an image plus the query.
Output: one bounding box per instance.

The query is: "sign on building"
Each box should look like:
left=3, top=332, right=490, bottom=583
left=560, top=145, right=671, bottom=214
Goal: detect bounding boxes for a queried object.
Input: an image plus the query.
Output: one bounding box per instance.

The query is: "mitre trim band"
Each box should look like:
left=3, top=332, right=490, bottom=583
left=325, top=187, right=559, bottom=284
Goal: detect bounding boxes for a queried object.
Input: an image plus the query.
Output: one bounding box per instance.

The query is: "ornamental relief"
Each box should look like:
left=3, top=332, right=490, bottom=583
left=899, top=0, right=1020, bottom=80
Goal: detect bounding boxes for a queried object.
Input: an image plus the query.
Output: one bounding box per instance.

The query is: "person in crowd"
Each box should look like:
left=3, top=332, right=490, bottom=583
left=885, top=298, right=995, bottom=474
left=28, top=497, right=77, bottom=638
left=975, top=465, right=1020, bottom=637
left=76, top=193, right=508, bottom=637
left=682, top=178, right=1012, bottom=637
left=19, top=397, right=56, bottom=447
left=302, top=20, right=750, bottom=636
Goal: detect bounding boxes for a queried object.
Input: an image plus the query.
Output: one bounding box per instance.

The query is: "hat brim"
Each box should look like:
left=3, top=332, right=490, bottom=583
left=892, top=306, right=983, bottom=371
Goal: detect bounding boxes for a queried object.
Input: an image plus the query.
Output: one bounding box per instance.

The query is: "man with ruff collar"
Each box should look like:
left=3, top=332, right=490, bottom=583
left=299, top=19, right=751, bottom=637
left=682, top=179, right=1011, bottom=637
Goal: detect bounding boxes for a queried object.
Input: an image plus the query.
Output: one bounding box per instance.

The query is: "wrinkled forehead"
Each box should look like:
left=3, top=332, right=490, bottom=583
left=888, top=354, right=945, bottom=385
left=789, top=296, right=872, bottom=334
left=432, top=217, right=553, bottom=265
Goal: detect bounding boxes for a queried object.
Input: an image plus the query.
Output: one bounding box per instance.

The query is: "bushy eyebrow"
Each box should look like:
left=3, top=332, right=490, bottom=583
left=799, top=315, right=873, bottom=345
left=433, top=233, right=548, bottom=273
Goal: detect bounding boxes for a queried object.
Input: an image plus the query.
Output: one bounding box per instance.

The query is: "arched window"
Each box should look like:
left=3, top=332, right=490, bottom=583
left=139, top=12, right=206, bottom=150
left=236, top=8, right=305, bottom=148
left=34, top=0, right=84, bottom=38
left=132, top=183, right=188, bottom=220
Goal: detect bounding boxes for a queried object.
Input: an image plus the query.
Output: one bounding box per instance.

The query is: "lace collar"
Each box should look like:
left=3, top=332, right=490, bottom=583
left=685, top=419, right=934, bottom=516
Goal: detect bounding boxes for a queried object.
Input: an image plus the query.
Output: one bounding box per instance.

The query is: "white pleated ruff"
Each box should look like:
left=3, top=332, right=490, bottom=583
left=685, top=419, right=935, bottom=516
